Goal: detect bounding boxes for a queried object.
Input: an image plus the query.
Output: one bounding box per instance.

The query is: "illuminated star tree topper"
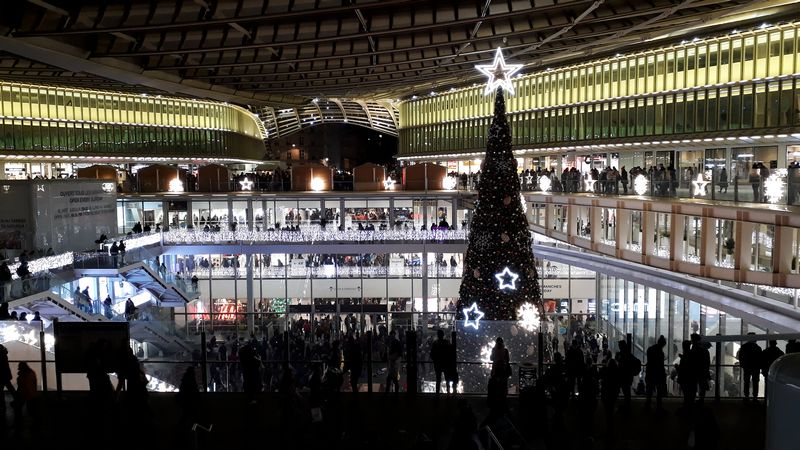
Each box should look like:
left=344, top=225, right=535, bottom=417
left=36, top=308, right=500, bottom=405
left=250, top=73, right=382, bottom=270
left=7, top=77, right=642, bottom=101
left=475, top=48, right=523, bottom=96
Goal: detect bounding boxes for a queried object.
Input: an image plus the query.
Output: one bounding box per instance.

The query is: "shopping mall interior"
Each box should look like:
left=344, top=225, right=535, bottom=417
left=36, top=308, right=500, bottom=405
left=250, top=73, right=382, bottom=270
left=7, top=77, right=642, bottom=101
left=1, top=1, right=800, bottom=449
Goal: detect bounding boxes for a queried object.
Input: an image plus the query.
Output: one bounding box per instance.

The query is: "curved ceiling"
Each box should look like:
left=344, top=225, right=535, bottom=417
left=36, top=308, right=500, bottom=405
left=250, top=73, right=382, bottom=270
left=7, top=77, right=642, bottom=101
left=0, top=0, right=797, bottom=106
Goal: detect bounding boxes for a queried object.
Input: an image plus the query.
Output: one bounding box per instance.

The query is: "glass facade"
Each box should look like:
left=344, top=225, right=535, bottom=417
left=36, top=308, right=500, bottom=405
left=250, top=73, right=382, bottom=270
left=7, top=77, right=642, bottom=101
left=398, top=23, right=800, bottom=157
left=0, top=82, right=265, bottom=159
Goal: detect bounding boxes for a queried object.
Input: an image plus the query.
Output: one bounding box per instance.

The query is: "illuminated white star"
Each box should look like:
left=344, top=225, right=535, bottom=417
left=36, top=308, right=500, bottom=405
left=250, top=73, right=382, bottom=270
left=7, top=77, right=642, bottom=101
left=462, top=302, right=485, bottom=330
left=691, top=173, right=709, bottom=197
left=239, top=177, right=254, bottom=191
left=584, top=176, right=597, bottom=192
left=443, top=176, right=458, bottom=190
left=475, top=48, right=523, bottom=96
left=525, top=174, right=534, bottom=185
left=495, top=266, right=519, bottom=291
left=383, top=178, right=396, bottom=190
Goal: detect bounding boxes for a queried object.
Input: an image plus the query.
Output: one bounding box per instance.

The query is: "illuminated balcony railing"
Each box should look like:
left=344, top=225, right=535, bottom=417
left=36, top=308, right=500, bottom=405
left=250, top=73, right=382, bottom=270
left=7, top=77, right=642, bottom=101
left=161, top=228, right=468, bottom=245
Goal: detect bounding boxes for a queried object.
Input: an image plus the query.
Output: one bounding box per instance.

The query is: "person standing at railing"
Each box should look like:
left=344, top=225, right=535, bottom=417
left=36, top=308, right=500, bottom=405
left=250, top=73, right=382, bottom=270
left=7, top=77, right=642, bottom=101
left=737, top=334, right=762, bottom=401
left=691, top=333, right=711, bottom=404
left=677, top=340, right=697, bottom=411
left=761, top=340, right=784, bottom=399
left=0, top=262, right=10, bottom=302
left=644, top=335, right=667, bottom=412
left=615, top=340, right=639, bottom=413
left=431, top=329, right=450, bottom=395
left=600, top=358, right=620, bottom=445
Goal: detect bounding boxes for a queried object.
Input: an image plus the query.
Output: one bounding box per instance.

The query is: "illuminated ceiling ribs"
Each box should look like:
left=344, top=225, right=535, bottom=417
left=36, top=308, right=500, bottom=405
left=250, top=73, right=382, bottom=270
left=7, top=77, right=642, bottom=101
left=255, top=99, right=398, bottom=140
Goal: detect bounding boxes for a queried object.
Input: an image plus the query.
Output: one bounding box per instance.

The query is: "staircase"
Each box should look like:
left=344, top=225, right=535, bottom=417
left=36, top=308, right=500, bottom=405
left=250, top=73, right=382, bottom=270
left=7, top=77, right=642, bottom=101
left=7, top=291, right=106, bottom=322
left=74, top=261, right=195, bottom=307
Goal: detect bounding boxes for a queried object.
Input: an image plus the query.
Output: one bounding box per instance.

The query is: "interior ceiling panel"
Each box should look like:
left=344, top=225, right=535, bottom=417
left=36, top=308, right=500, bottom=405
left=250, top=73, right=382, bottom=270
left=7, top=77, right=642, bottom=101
left=0, top=0, right=796, bottom=108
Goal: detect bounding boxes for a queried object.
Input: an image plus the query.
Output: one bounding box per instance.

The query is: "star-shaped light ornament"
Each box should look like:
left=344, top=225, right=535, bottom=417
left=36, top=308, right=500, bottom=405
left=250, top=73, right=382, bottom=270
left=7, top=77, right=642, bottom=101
left=239, top=177, right=254, bottom=191
left=584, top=176, right=597, bottom=192
left=691, top=173, right=710, bottom=197
left=495, top=266, right=519, bottom=291
left=463, top=302, right=485, bottom=330
left=476, top=48, right=523, bottom=96
left=383, top=178, right=396, bottom=190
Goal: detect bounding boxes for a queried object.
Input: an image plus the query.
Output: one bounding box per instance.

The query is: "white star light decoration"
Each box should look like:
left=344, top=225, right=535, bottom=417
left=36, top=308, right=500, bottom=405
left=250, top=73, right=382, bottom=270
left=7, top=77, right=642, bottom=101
left=383, top=178, right=396, bottom=190
left=495, top=266, right=519, bottom=291
left=584, top=176, right=597, bottom=192
left=239, top=177, right=254, bottom=191
left=462, top=302, right=485, bottom=330
left=476, top=48, right=523, bottom=96
left=691, top=173, right=710, bottom=197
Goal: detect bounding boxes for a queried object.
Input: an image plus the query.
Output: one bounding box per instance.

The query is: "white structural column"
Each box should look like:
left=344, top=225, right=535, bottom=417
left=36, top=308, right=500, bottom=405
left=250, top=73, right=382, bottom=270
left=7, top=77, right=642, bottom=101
left=246, top=253, right=254, bottom=333
left=616, top=208, right=631, bottom=257
left=642, top=210, right=655, bottom=260
left=246, top=199, right=254, bottom=231
left=773, top=225, right=794, bottom=279
left=735, top=221, right=754, bottom=278
left=670, top=211, right=685, bottom=265
left=700, top=216, right=717, bottom=269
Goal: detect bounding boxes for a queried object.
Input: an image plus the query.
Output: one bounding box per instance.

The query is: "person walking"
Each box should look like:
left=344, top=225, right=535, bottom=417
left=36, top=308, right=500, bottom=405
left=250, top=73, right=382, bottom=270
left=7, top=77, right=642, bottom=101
left=431, top=329, right=450, bottom=395
left=761, top=340, right=784, bottom=399
left=644, top=335, right=667, bottom=412
left=14, top=361, right=38, bottom=432
left=737, top=334, right=762, bottom=401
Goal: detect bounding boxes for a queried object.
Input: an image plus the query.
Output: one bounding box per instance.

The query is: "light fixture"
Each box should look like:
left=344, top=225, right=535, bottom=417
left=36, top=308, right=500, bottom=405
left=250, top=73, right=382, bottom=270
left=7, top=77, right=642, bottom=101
left=310, top=177, right=325, bottom=192
left=383, top=178, right=396, bottom=190
left=633, top=174, right=649, bottom=196
left=495, top=267, right=519, bottom=291
left=517, top=303, right=541, bottom=332
left=691, top=173, right=710, bottom=197
left=462, top=302, right=485, bottom=330
left=239, top=177, right=254, bottom=191
left=538, top=175, right=552, bottom=193
left=475, top=47, right=523, bottom=96
left=584, top=176, right=597, bottom=192
left=764, top=170, right=786, bottom=204
left=442, top=176, right=458, bottom=190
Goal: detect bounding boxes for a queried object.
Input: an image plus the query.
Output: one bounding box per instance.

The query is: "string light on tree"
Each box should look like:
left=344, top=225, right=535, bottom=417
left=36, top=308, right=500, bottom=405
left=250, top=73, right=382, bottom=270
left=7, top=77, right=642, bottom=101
left=519, top=194, right=527, bottom=213
left=633, top=174, right=649, bottom=196
left=691, top=173, right=710, bottom=197
left=475, top=48, right=523, bottom=96
left=239, top=177, right=254, bottom=191
left=462, top=302, right=485, bottom=330
left=495, top=267, right=519, bottom=291
left=517, top=302, right=541, bottom=332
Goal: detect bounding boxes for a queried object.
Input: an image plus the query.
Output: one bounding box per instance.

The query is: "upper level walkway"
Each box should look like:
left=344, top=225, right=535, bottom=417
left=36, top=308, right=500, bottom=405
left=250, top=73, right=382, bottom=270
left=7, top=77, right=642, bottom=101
left=524, top=190, right=800, bottom=291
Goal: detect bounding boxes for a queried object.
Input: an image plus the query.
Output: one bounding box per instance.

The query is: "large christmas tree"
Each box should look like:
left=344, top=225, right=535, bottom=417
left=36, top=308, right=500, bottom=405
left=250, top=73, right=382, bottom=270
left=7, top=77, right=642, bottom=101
left=459, top=88, right=542, bottom=322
